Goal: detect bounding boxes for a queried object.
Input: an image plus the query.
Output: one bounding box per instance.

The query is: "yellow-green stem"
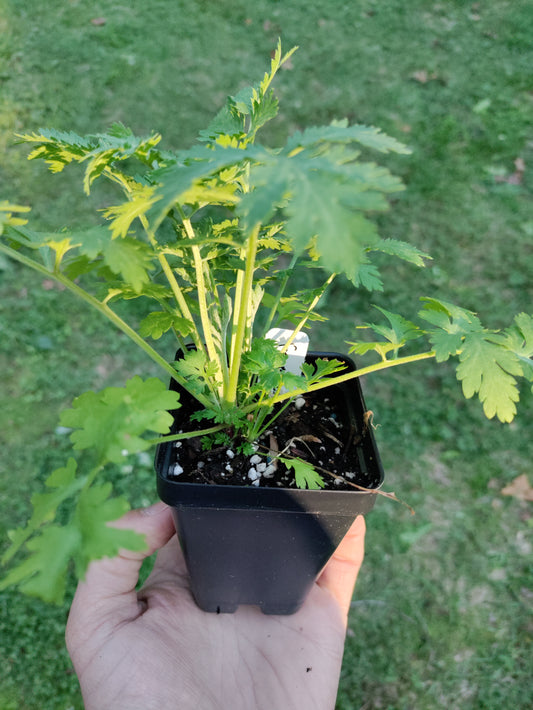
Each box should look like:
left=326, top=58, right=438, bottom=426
left=260, top=351, right=437, bottom=409
left=180, top=214, right=222, bottom=380
left=225, top=225, right=260, bottom=405
left=0, top=242, right=212, bottom=408
left=146, top=423, right=224, bottom=446
left=281, top=273, right=336, bottom=354
left=138, top=214, right=204, bottom=354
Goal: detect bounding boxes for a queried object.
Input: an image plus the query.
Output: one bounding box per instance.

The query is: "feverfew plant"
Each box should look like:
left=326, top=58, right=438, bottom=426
left=1, top=44, right=531, bottom=603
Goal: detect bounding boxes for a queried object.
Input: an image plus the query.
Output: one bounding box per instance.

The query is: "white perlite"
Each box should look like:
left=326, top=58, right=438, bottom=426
left=248, top=467, right=260, bottom=481
left=172, top=463, right=184, bottom=476
left=250, top=454, right=262, bottom=465
left=294, top=396, right=306, bottom=410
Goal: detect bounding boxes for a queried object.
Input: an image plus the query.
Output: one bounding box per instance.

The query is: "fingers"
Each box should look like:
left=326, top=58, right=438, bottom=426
left=316, top=516, right=366, bottom=621
left=68, top=502, right=176, bottom=620
left=145, top=531, right=189, bottom=585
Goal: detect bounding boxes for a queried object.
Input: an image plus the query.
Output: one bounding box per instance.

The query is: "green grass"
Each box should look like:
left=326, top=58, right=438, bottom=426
left=1, top=0, right=532, bottom=708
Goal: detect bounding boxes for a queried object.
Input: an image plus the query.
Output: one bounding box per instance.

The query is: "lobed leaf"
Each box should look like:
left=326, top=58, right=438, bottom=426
left=369, top=238, right=431, bottom=267
left=352, top=259, right=384, bottom=292
left=279, top=457, right=325, bottom=490
left=503, top=313, right=533, bottom=381
left=73, top=483, right=146, bottom=576
left=419, top=298, right=528, bottom=422
left=0, top=525, right=81, bottom=604
left=103, top=184, right=161, bottom=239
left=285, top=120, right=411, bottom=155
left=139, top=311, right=195, bottom=340
left=147, top=144, right=262, bottom=231
left=241, top=147, right=404, bottom=279
left=0, top=482, right=146, bottom=604
left=348, top=307, right=422, bottom=359
left=418, top=298, right=482, bottom=361
left=0, top=201, right=31, bottom=235
left=101, top=238, right=154, bottom=292
left=457, top=332, right=523, bottom=422
left=18, top=127, right=164, bottom=192
left=60, top=377, right=180, bottom=463
left=1, top=459, right=84, bottom=565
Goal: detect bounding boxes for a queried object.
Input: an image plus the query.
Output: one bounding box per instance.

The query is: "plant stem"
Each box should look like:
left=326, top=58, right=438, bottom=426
left=260, top=350, right=437, bottom=409
left=146, top=423, right=224, bottom=446
left=179, top=211, right=223, bottom=389
left=281, top=273, right=335, bottom=353
left=103, top=166, right=203, bottom=354
left=0, top=242, right=212, bottom=408
left=225, top=225, right=260, bottom=405
left=138, top=214, right=204, bottom=354
left=262, top=253, right=299, bottom=335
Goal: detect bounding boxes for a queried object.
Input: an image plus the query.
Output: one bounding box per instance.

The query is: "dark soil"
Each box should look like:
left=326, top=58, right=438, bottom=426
left=165, top=384, right=379, bottom=491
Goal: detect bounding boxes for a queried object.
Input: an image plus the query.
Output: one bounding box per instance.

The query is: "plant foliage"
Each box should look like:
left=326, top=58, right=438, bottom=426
left=0, top=43, right=531, bottom=602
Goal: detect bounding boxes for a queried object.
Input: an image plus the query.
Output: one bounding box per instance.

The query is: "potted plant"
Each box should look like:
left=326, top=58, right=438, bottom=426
left=1, top=43, right=531, bottom=613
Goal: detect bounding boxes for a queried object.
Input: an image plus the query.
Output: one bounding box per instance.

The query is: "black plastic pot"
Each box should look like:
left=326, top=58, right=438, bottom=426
left=155, top=352, right=384, bottom=615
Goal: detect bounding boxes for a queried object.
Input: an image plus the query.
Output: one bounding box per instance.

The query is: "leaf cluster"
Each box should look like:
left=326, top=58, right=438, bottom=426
left=348, top=300, right=533, bottom=423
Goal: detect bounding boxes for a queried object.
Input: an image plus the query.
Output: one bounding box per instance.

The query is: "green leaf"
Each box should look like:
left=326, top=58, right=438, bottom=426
left=241, top=146, right=404, bottom=278
left=18, top=225, right=155, bottom=291
left=370, top=307, right=422, bottom=346
left=504, top=313, right=533, bottom=381
left=60, top=377, right=180, bottom=463
left=457, top=331, right=523, bottom=422
left=198, top=103, right=246, bottom=142
left=174, top=349, right=221, bottom=399
left=19, top=128, right=92, bottom=172
left=369, top=238, right=431, bottom=267
left=353, top=259, right=384, bottom=291
left=1, top=481, right=146, bottom=604
left=301, top=357, right=348, bottom=384
left=73, top=483, right=146, bottom=576
left=280, top=164, right=378, bottom=275
left=198, top=40, right=296, bottom=143
left=242, top=337, right=287, bottom=375
left=348, top=340, right=397, bottom=360
left=419, top=299, right=527, bottom=422
left=418, top=298, right=482, bottom=361
left=102, top=238, right=154, bottom=292
left=279, top=457, right=325, bottom=490
left=2, top=458, right=84, bottom=564
left=139, top=311, right=195, bottom=339
left=0, top=201, right=31, bottom=235
left=285, top=120, right=411, bottom=155
left=103, top=184, right=161, bottom=238
left=148, top=145, right=260, bottom=231
left=0, top=525, right=81, bottom=604
left=18, top=127, right=164, bottom=192
left=348, top=307, right=422, bottom=359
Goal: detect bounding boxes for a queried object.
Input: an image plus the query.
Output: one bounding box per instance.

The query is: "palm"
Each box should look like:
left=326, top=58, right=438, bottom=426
left=66, top=505, right=364, bottom=710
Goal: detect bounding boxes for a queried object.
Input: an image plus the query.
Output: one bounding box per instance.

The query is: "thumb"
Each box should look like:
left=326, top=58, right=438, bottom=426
left=67, top=502, right=175, bottom=627
left=316, top=515, right=366, bottom=621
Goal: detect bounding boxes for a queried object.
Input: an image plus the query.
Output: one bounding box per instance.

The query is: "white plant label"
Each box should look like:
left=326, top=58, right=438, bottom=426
left=266, top=328, right=309, bottom=376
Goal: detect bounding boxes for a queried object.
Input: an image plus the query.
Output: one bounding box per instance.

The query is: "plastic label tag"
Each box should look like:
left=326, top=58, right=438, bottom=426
left=266, top=328, right=309, bottom=376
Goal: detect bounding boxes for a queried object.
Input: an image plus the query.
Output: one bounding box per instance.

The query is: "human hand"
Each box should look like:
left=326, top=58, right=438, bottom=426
left=66, top=501, right=365, bottom=710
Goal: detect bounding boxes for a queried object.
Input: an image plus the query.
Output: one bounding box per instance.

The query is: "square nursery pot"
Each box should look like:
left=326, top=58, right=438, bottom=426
left=155, top=352, right=384, bottom=615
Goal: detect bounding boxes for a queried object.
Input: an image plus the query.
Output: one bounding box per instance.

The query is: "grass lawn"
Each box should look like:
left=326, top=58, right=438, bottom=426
left=1, top=1, right=532, bottom=708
